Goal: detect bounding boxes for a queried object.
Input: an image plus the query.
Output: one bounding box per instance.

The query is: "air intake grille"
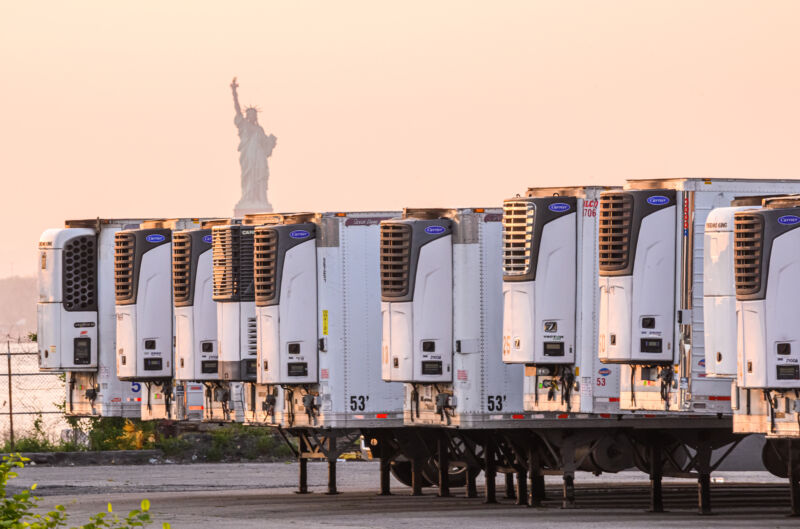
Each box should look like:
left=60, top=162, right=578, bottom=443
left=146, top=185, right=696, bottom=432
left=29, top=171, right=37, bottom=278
left=734, top=213, right=764, bottom=296
left=172, top=233, right=192, bottom=304
left=114, top=232, right=135, bottom=303
left=62, top=235, right=97, bottom=311
left=502, top=201, right=533, bottom=276
left=213, top=228, right=255, bottom=302
left=599, top=193, right=634, bottom=272
left=380, top=223, right=411, bottom=298
left=254, top=229, right=278, bottom=304
left=247, top=317, right=257, bottom=355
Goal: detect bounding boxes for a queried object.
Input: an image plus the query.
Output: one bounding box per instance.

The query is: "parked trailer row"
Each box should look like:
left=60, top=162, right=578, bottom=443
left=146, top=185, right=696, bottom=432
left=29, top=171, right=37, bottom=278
left=34, top=178, right=800, bottom=515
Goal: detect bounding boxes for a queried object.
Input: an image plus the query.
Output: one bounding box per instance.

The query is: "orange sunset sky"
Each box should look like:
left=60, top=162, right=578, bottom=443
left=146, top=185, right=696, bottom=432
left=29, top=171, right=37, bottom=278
left=2, top=1, right=800, bottom=278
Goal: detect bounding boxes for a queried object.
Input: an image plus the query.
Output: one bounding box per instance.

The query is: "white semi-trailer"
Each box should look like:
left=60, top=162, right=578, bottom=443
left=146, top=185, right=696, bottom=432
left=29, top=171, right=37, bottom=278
left=38, top=219, right=144, bottom=418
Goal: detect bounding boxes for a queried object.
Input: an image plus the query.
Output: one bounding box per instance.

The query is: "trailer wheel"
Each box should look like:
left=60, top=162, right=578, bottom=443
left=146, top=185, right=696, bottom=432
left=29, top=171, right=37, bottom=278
left=389, top=460, right=434, bottom=488
left=762, top=439, right=800, bottom=478
left=421, top=458, right=480, bottom=488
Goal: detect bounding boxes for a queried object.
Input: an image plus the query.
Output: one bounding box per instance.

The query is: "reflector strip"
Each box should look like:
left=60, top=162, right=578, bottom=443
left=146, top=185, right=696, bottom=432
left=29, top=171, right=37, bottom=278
left=512, top=414, right=524, bottom=419
left=376, top=413, right=388, bottom=419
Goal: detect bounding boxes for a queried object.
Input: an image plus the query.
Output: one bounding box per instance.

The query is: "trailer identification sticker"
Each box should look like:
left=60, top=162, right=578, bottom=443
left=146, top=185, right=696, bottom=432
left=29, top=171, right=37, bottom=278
left=322, top=310, right=328, bottom=335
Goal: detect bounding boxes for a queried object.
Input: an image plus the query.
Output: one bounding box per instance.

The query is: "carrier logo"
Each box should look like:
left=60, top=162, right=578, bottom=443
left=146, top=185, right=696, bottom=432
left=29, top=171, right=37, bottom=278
left=548, top=202, right=571, bottom=213
left=425, top=225, right=446, bottom=235
left=202, top=234, right=212, bottom=244
left=145, top=234, right=165, bottom=243
left=698, top=358, right=706, bottom=367
left=647, top=196, right=670, bottom=206
left=598, top=368, right=611, bottom=377
left=289, top=229, right=310, bottom=239
left=778, top=215, right=800, bottom=226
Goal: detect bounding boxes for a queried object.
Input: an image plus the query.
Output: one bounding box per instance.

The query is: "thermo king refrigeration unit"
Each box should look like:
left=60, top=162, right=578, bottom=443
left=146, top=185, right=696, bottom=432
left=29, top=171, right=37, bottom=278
left=213, top=215, right=287, bottom=423
left=598, top=178, right=800, bottom=413
left=254, top=211, right=404, bottom=429
left=38, top=219, right=145, bottom=418
left=380, top=208, right=525, bottom=428
left=502, top=187, right=623, bottom=414
left=702, top=198, right=768, bottom=379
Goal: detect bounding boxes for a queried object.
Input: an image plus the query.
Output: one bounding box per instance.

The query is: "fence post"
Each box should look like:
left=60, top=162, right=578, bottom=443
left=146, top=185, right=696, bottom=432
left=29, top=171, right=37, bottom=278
left=6, top=340, right=13, bottom=450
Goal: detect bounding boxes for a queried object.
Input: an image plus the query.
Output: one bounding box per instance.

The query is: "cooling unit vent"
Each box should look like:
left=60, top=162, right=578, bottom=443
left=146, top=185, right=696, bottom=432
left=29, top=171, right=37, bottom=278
left=62, top=235, right=97, bottom=311
left=172, top=232, right=192, bottom=304
left=734, top=213, right=764, bottom=296
left=114, top=232, right=135, bottom=303
left=254, top=229, right=278, bottom=304
left=502, top=201, right=533, bottom=277
left=599, top=193, right=633, bottom=272
left=380, top=223, right=412, bottom=298
left=213, top=227, right=255, bottom=302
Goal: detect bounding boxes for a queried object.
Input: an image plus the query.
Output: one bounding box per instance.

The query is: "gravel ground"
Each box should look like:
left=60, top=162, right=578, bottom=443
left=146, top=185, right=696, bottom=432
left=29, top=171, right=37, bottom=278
left=12, top=461, right=797, bottom=528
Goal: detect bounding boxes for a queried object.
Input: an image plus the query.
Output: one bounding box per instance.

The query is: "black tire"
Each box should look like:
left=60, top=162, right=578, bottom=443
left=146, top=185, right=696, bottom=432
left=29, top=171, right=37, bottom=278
left=421, top=457, right=481, bottom=488
left=761, top=439, right=800, bottom=478
left=390, top=460, right=434, bottom=488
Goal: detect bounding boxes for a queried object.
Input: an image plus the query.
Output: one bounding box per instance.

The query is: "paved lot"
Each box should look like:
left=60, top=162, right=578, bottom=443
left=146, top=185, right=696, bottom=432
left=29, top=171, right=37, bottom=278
left=13, top=462, right=797, bottom=528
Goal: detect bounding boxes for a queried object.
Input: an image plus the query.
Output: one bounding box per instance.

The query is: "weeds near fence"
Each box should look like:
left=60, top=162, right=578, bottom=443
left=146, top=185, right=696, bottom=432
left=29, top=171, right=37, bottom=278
left=0, top=453, right=168, bottom=528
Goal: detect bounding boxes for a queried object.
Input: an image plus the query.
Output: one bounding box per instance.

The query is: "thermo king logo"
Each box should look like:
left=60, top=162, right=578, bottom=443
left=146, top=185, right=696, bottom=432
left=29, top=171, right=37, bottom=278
left=202, top=234, right=212, bottom=244
left=425, top=225, right=446, bottom=235
left=145, top=234, right=166, bottom=243
left=289, top=229, right=310, bottom=239
left=778, top=215, right=800, bottom=226
left=598, top=368, right=611, bottom=376
left=548, top=202, right=571, bottom=213
left=646, top=195, right=670, bottom=206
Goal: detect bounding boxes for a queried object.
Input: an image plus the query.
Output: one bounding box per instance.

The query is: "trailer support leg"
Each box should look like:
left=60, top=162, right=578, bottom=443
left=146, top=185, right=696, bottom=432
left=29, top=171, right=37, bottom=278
left=561, top=473, right=576, bottom=509
left=649, top=443, right=664, bottom=513
left=484, top=437, right=497, bottom=504
left=516, top=467, right=528, bottom=506
left=379, top=457, right=391, bottom=496
left=411, top=458, right=424, bottom=496
left=528, top=446, right=545, bottom=507
left=466, top=466, right=478, bottom=498
left=323, top=436, right=338, bottom=495
left=505, top=472, right=515, bottom=499
left=790, top=440, right=800, bottom=517
left=438, top=436, right=451, bottom=498
left=697, top=473, right=711, bottom=515
left=297, top=457, right=309, bottom=494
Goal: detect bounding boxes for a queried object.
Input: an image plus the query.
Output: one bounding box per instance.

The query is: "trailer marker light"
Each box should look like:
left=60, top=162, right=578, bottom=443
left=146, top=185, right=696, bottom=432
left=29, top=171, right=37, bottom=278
left=512, top=414, right=524, bottom=419
left=376, top=413, right=388, bottom=419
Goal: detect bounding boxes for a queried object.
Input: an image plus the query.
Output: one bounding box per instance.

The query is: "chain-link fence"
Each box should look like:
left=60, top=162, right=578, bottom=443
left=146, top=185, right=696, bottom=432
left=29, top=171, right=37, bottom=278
left=0, top=337, right=69, bottom=447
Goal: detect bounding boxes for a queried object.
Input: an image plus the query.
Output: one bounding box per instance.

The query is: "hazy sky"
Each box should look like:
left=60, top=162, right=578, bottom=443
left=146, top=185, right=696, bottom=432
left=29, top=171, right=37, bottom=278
left=2, top=1, right=800, bottom=278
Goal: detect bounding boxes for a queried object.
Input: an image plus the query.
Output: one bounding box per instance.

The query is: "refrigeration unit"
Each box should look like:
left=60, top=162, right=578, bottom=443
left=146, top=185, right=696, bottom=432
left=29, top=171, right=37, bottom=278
left=213, top=221, right=258, bottom=383
left=213, top=215, right=286, bottom=424
left=115, top=218, right=205, bottom=421
left=502, top=187, right=623, bottom=414
left=702, top=198, right=767, bottom=379
left=173, top=223, right=245, bottom=422
left=380, top=208, right=525, bottom=427
left=254, top=211, right=404, bottom=429
left=38, top=219, right=146, bottom=418
left=598, top=179, right=800, bottom=413
left=735, top=198, right=800, bottom=390
left=173, top=227, right=217, bottom=382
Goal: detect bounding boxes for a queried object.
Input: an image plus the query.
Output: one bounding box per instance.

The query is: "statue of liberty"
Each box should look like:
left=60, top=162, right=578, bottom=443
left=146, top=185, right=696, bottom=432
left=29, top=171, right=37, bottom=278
left=231, top=77, right=276, bottom=215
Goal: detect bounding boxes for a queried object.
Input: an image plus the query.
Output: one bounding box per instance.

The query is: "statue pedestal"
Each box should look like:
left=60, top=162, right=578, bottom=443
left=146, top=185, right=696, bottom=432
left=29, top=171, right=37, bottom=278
left=234, top=200, right=273, bottom=218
